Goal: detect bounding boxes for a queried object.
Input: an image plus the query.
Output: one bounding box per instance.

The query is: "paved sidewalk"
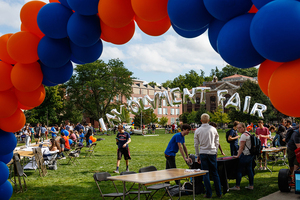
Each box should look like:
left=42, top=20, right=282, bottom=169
left=259, top=189, right=300, bottom=200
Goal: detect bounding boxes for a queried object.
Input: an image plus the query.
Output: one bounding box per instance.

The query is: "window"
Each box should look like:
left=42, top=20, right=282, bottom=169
left=116, top=94, right=119, bottom=102
left=163, top=100, right=166, bottom=106
left=171, top=118, right=175, bottom=124
left=163, top=108, right=168, bottom=115
left=176, top=109, right=180, bottom=115
left=171, top=109, right=174, bottom=115
left=158, top=108, right=162, bottom=115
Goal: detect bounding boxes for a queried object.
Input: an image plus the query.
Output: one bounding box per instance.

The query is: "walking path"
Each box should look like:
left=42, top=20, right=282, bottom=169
left=259, top=189, right=299, bottom=200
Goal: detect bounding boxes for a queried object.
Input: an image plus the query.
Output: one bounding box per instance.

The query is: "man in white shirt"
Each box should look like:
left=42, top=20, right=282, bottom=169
left=194, top=113, right=222, bottom=198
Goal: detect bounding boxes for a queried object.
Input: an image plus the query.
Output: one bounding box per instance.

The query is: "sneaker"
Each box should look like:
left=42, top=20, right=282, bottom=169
left=263, top=167, right=267, bottom=170
left=61, top=157, right=66, bottom=160
left=229, top=186, right=240, bottom=191
left=113, top=170, right=119, bottom=174
left=126, top=168, right=129, bottom=172
left=245, top=186, right=254, bottom=190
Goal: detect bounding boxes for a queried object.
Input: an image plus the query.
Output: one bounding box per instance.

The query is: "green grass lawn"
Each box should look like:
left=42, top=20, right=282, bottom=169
left=11, top=129, right=285, bottom=199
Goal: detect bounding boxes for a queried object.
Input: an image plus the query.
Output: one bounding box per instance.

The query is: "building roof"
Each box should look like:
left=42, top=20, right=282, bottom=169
left=222, top=74, right=255, bottom=81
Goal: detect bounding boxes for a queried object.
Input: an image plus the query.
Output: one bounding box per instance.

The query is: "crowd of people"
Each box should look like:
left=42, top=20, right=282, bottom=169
left=15, top=122, right=97, bottom=159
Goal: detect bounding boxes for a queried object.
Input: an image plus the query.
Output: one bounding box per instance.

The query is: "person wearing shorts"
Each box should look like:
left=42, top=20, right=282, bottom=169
left=287, top=126, right=300, bottom=177
left=34, top=123, right=41, bottom=144
left=113, top=125, right=131, bottom=173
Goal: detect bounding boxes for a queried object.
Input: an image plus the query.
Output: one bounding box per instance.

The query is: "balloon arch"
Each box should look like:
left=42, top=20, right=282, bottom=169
left=0, top=0, right=300, bottom=198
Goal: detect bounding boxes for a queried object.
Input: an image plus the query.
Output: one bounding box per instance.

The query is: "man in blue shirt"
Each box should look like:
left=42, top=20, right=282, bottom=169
left=50, top=124, right=58, bottom=138
left=165, top=124, right=192, bottom=183
left=113, top=125, right=131, bottom=173
left=228, top=121, right=240, bottom=156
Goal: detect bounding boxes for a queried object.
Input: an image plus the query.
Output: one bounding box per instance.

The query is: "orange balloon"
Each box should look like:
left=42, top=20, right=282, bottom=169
left=0, top=90, right=18, bottom=118
left=11, top=62, right=43, bottom=92
left=269, top=59, right=300, bottom=117
left=15, top=84, right=46, bottom=108
left=257, top=60, right=283, bottom=97
left=131, top=0, right=168, bottom=22
left=18, top=101, right=34, bottom=110
left=20, top=0, right=46, bottom=38
left=7, top=31, right=40, bottom=64
left=0, top=34, right=16, bottom=65
left=0, top=61, right=13, bottom=91
left=100, top=20, right=135, bottom=45
left=0, top=109, right=26, bottom=133
left=20, top=24, right=29, bottom=32
left=135, top=15, right=171, bottom=36
left=98, top=0, right=134, bottom=28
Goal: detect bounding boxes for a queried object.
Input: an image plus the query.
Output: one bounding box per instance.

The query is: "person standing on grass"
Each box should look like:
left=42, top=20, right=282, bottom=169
left=113, top=125, right=131, bottom=173
left=255, top=120, right=269, bottom=170
left=194, top=113, right=222, bottom=198
left=228, top=121, right=240, bottom=156
left=164, top=124, right=193, bottom=185
left=34, top=123, right=41, bottom=144
left=230, top=122, right=254, bottom=191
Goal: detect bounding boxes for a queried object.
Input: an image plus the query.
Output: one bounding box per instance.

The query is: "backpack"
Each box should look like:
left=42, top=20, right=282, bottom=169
left=245, top=132, right=262, bottom=156
left=226, top=129, right=233, bottom=143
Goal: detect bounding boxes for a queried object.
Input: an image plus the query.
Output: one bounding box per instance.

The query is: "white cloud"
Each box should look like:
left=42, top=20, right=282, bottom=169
left=132, top=31, right=142, bottom=41
left=123, top=32, right=224, bottom=73
left=0, top=0, right=23, bottom=29
left=101, top=46, right=126, bottom=60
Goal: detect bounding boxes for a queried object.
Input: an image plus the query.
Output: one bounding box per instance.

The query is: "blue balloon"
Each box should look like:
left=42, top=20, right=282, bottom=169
left=89, top=139, right=93, bottom=144
left=70, top=39, right=103, bottom=64
left=0, top=180, right=13, bottom=200
left=42, top=76, right=58, bottom=87
left=67, top=13, right=101, bottom=47
left=218, top=14, right=265, bottom=68
left=37, top=3, right=73, bottom=39
left=70, top=55, right=85, bottom=65
left=172, top=22, right=208, bottom=38
left=59, top=0, right=72, bottom=10
left=168, top=0, right=213, bottom=31
left=0, top=130, right=17, bottom=156
left=41, top=61, right=73, bottom=84
left=64, top=130, right=69, bottom=136
left=67, top=0, right=99, bottom=16
left=250, top=0, right=300, bottom=62
left=0, top=152, right=13, bottom=165
left=38, top=37, right=71, bottom=68
left=203, top=0, right=252, bottom=22
left=0, top=161, right=9, bottom=186
left=208, top=19, right=227, bottom=53
left=68, top=139, right=73, bottom=145
left=252, top=0, right=274, bottom=9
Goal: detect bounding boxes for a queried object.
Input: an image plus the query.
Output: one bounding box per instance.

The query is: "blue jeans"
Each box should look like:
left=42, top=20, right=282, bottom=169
left=273, top=134, right=280, bottom=147
left=230, top=143, right=239, bottom=156
left=236, top=153, right=254, bottom=187
left=200, top=154, right=222, bottom=197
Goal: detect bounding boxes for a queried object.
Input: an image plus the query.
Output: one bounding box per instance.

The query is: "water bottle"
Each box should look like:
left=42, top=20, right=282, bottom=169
left=268, top=143, right=270, bottom=148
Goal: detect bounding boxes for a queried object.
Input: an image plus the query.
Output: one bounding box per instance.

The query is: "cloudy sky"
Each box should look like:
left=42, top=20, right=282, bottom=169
left=0, top=0, right=227, bottom=84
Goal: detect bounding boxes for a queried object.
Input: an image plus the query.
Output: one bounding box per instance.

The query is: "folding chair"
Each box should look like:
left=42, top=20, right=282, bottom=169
left=67, top=147, right=82, bottom=165
left=138, top=166, right=172, bottom=200
left=120, top=171, right=152, bottom=200
left=13, top=153, right=27, bottom=193
left=93, top=172, right=126, bottom=200
left=85, top=143, right=97, bottom=158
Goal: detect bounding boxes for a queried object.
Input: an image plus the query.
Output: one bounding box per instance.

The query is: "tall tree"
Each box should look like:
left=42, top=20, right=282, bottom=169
left=161, top=80, right=172, bottom=88
left=169, top=70, right=205, bottom=90
left=24, top=85, right=64, bottom=125
left=187, top=110, right=197, bottom=124
left=210, top=65, right=258, bottom=80
left=64, top=59, right=133, bottom=122
left=133, top=109, right=158, bottom=127
left=208, top=106, right=231, bottom=126
left=147, top=81, right=157, bottom=87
